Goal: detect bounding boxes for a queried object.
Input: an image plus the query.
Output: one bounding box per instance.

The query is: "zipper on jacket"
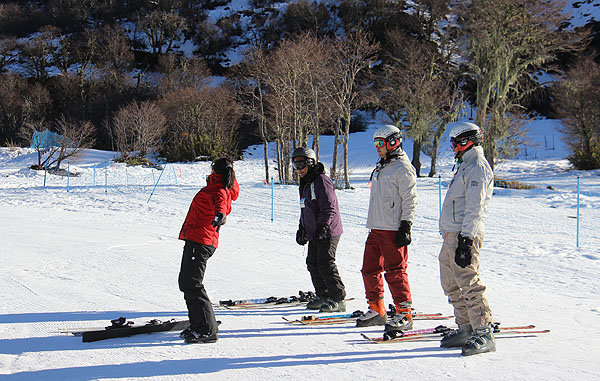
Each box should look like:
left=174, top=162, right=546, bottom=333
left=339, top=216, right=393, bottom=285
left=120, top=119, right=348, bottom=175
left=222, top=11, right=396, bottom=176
left=452, top=200, right=455, bottom=222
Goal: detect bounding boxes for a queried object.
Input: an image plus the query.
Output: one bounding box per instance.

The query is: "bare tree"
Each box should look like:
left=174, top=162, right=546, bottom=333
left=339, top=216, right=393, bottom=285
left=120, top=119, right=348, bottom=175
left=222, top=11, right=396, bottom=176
left=157, top=54, right=210, bottom=95
left=111, top=100, right=167, bottom=160
left=19, top=117, right=95, bottom=171
left=232, top=45, right=272, bottom=182
left=327, top=30, right=379, bottom=186
left=53, top=116, right=96, bottom=171
left=459, top=0, right=580, bottom=169
left=159, top=86, right=243, bottom=161
left=18, top=26, right=59, bottom=81
left=0, top=37, right=17, bottom=73
left=553, top=57, right=600, bottom=169
left=260, top=34, right=330, bottom=181
left=138, top=10, right=185, bottom=56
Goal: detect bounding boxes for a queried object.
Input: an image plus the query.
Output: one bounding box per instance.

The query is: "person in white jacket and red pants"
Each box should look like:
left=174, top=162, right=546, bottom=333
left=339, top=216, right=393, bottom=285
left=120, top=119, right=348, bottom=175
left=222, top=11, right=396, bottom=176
left=356, top=125, right=418, bottom=333
left=438, top=122, right=496, bottom=356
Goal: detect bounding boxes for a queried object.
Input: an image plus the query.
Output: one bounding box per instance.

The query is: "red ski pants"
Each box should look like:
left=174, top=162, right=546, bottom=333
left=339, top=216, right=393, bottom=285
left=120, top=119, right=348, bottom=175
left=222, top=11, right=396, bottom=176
left=361, top=229, right=411, bottom=305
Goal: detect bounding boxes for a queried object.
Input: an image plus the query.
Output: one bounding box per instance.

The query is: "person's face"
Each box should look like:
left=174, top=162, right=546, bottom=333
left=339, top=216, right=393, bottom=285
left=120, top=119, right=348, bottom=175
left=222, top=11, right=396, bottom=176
left=293, top=157, right=309, bottom=177
left=374, top=138, right=388, bottom=158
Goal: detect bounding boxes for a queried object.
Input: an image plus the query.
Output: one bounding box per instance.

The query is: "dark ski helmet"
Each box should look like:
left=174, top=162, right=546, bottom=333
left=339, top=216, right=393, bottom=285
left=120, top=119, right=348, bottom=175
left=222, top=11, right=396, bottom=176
left=291, top=147, right=316, bottom=170
left=373, top=124, right=402, bottom=151
left=449, top=122, right=482, bottom=154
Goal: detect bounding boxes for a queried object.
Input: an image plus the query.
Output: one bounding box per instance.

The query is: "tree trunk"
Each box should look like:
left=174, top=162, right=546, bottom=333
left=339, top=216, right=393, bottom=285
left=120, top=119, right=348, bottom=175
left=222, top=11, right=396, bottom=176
left=331, top=118, right=341, bottom=180
left=411, top=139, right=422, bottom=177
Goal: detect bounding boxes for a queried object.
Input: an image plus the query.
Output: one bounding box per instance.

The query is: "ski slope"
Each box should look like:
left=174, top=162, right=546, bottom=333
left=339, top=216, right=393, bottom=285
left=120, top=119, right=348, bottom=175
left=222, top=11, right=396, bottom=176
left=0, top=120, right=599, bottom=380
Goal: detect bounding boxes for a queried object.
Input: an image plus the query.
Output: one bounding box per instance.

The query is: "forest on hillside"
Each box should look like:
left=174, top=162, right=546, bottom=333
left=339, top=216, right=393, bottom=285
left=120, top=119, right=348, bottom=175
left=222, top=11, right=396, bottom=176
left=1, top=0, right=599, bottom=180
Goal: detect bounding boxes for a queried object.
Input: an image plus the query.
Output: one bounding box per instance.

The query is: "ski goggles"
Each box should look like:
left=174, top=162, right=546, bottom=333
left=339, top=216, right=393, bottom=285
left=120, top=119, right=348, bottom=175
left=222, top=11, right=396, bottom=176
left=374, top=138, right=387, bottom=148
left=450, top=137, right=468, bottom=149
left=292, top=160, right=308, bottom=170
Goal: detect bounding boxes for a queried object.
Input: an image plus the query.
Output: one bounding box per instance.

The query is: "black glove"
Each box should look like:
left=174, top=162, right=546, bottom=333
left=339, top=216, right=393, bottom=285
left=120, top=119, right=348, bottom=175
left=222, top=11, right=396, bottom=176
left=211, top=212, right=226, bottom=227
left=315, top=225, right=329, bottom=241
left=296, top=224, right=308, bottom=246
left=455, top=234, right=473, bottom=268
left=396, top=220, right=412, bottom=247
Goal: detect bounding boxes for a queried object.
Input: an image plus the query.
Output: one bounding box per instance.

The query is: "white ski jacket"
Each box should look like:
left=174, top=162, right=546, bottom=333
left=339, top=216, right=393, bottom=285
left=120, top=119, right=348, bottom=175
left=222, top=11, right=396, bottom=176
left=366, top=152, right=418, bottom=230
left=439, top=146, right=493, bottom=239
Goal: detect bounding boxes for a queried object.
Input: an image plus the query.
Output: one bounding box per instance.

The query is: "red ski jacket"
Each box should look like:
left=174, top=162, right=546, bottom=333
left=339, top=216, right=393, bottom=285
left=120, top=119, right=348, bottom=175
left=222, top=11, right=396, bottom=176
left=179, top=173, right=240, bottom=248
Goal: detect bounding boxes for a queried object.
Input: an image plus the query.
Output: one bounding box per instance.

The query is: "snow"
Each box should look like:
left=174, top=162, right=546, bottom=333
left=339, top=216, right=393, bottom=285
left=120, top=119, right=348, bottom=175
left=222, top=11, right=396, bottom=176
left=1, top=118, right=599, bottom=380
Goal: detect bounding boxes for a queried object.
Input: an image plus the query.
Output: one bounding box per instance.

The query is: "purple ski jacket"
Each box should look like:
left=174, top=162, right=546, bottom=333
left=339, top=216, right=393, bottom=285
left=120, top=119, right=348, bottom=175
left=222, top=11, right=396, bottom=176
left=299, top=163, right=343, bottom=240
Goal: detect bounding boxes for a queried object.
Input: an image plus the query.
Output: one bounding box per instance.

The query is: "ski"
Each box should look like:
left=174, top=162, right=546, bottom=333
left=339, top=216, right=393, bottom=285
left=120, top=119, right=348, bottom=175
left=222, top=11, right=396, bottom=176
left=361, top=324, right=550, bottom=343
left=217, top=291, right=315, bottom=309
left=74, top=317, right=190, bottom=342
left=283, top=310, right=452, bottom=325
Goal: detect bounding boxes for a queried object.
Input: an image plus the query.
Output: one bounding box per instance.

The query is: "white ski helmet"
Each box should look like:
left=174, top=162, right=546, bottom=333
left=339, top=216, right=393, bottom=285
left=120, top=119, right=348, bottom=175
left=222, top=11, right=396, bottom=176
left=448, top=122, right=482, bottom=152
left=373, top=124, right=402, bottom=151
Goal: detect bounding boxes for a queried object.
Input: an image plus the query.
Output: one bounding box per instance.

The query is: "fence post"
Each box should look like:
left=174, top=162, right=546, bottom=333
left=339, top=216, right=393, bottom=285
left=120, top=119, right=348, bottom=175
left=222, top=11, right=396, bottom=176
left=43, top=162, right=47, bottom=187
left=147, top=165, right=166, bottom=203
left=577, top=176, right=580, bottom=248
left=67, top=163, right=70, bottom=192
left=271, top=177, right=274, bottom=223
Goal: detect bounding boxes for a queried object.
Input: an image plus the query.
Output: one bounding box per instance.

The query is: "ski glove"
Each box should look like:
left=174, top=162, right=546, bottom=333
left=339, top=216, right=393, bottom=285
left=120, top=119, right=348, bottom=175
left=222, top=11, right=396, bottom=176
left=455, top=234, right=473, bottom=268
left=396, top=220, right=412, bottom=247
left=296, top=224, right=308, bottom=246
left=315, top=225, right=330, bottom=241
left=211, top=212, right=226, bottom=227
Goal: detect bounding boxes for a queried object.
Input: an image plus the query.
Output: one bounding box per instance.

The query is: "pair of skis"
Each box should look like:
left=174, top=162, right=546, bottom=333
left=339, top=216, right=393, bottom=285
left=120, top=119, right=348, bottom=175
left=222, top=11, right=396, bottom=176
left=60, top=317, right=190, bottom=342
left=218, top=290, right=315, bottom=309
left=283, top=310, right=453, bottom=325
left=361, top=323, right=550, bottom=343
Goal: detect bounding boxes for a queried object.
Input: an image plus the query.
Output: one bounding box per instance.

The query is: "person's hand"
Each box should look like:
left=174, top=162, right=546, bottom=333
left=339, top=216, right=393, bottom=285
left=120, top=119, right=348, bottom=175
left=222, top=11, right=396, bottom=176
left=455, top=234, right=473, bottom=268
left=315, top=225, right=329, bottom=240
left=396, top=220, right=412, bottom=247
left=296, top=225, right=308, bottom=245
left=211, top=213, right=226, bottom=227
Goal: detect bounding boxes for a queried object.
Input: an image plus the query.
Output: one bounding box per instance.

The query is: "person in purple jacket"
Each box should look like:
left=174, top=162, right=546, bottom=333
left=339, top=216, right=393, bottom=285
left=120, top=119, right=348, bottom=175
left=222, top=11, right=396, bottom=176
left=292, top=147, right=346, bottom=313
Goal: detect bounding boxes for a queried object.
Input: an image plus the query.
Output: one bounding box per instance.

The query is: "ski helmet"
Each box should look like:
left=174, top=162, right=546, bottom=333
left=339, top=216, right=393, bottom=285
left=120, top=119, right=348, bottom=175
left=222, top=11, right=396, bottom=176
left=448, top=122, right=482, bottom=153
left=373, top=124, right=402, bottom=151
left=291, top=147, right=316, bottom=169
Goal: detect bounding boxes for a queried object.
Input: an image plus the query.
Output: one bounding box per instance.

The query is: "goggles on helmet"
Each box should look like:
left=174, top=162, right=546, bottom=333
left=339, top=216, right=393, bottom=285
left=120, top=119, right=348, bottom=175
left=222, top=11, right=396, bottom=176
left=292, top=160, right=308, bottom=170
left=374, top=138, right=387, bottom=148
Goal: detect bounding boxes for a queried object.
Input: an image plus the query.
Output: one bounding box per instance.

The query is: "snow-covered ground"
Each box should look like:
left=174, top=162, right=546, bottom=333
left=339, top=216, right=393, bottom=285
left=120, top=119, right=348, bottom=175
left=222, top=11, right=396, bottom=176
left=0, top=119, right=599, bottom=380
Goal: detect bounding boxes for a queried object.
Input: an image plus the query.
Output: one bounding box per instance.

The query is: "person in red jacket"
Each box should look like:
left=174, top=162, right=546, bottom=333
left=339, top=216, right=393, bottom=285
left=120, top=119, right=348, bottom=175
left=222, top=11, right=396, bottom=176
left=178, top=158, right=239, bottom=344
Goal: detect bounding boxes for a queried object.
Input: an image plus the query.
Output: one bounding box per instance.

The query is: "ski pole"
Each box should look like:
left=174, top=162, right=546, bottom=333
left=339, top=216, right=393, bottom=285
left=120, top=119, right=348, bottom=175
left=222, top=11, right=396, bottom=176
left=105, top=160, right=108, bottom=194
left=438, top=175, right=442, bottom=217
left=576, top=176, right=580, bottom=248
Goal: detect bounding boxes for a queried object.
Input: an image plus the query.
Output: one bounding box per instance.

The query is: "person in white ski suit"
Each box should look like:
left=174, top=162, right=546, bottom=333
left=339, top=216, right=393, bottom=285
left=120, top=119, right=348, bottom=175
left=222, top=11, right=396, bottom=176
left=355, top=125, right=418, bottom=332
left=438, top=122, right=496, bottom=356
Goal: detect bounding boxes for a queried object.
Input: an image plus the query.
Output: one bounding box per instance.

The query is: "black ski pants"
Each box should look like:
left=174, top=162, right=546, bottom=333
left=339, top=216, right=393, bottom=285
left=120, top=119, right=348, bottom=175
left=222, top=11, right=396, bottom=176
left=178, top=240, right=219, bottom=335
left=306, top=235, right=346, bottom=301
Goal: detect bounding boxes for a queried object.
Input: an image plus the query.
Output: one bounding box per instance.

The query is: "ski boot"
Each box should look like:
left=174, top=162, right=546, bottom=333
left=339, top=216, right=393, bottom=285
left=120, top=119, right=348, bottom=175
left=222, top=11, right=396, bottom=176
left=461, top=324, right=496, bottom=356
left=319, top=298, right=346, bottom=313
left=306, top=295, right=326, bottom=310
left=440, top=324, right=473, bottom=348
left=183, top=329, right=218, bottom=344
left=356, top=299, right=387, bottom=327
left=384, top=302, right=413, bottom=334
